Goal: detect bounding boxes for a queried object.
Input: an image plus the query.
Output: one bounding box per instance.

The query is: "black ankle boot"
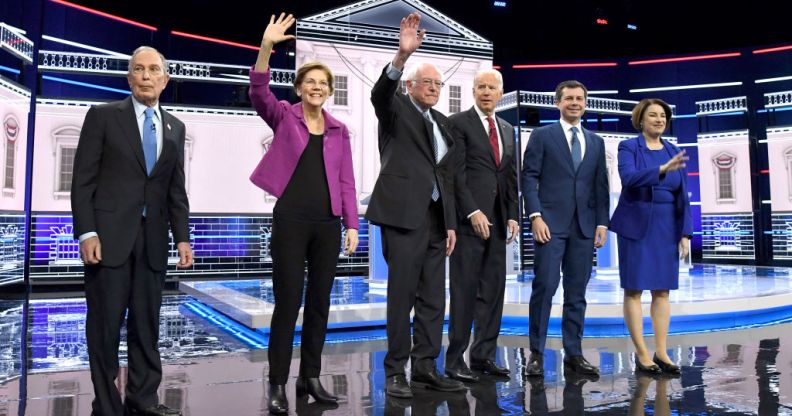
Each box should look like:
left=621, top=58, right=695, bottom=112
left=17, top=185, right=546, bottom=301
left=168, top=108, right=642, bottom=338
left=296, top=377, right=338, bottom=404
left=268, top=384, right=288, bottom=414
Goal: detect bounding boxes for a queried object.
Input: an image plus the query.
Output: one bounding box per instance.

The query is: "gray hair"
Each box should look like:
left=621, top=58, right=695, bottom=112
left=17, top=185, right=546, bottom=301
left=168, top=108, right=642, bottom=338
left=474, top=68, right=503, bottom=91
left=128, top=46, right=168, bottom=74
left=404, top=62, right=440, bottom=82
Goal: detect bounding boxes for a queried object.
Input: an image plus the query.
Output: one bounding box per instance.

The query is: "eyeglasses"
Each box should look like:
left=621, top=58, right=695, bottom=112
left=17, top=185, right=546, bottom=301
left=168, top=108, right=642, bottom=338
left=415, top=78, right=445, bottom=88
left=303, top=78, right=330, bottom=88
left=131, top=65, right=164, bottom=76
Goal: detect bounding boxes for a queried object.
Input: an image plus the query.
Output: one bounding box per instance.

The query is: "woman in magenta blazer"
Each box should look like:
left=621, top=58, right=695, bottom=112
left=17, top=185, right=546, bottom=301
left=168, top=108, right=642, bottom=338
left=610, top=98, right=691, bottom=376
left=248, top=14, right=358, bottom=414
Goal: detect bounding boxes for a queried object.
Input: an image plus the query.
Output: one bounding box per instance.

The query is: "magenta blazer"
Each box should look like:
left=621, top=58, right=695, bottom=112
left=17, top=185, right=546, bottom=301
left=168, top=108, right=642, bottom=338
left=248, top=67, right=359, bottom=229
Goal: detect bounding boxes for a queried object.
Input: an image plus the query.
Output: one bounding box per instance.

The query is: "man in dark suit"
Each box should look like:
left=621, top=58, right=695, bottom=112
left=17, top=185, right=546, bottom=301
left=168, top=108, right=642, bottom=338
left=444, top=69, right=519, bottom=383
left=521, top=80, right=609, bottom=378
left=367, top=13, right=463, bottom=398
left=71, top=46, right=193, bottom=416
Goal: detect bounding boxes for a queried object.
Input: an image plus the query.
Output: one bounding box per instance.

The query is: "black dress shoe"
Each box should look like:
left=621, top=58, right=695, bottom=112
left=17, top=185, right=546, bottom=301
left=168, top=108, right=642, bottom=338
left=296, top=376, right=338, bottom=404
left=446, top=363, right=479, bottom=382
left=471, top=359, right=510, bottom=377
left=524, top=352, right=544, bottom=377
left=653, top=354, right=681, bottom=375
left=563, top=355, right=599, bottom=375
left=634, top=355, right=661, bottom=375
left=125, top=403, right=181, bottom=416
left=386, top=375, right=413, bottom=398
left=268, top=384, right=288, bottom=415
left=411, top=369, right=465, bottom=392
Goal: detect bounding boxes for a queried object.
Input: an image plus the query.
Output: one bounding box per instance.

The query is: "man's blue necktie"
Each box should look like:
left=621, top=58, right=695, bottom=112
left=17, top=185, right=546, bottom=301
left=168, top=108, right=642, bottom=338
left=424, top=111, right=440, bottom=201
left=570, top=126, right=582, bottom=171
left=143, top=107, right=157, bottom=175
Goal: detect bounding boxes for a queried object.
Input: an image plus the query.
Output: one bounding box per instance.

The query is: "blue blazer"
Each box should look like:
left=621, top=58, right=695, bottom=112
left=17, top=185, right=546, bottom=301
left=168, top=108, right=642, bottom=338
left=521, top=122, right=610, bottom=238
left=609, top=135, right=693, bottom=241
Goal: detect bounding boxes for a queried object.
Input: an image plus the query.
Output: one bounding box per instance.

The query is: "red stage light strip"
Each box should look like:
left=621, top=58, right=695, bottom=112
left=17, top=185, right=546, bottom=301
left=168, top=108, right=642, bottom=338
left=753, top=45, right=792, bottom=54
left=49, top=0, right=157, bottom=31
left=628, top=52, right=741, bottom=65
left=760, top=169, right=770, bottom=174
left=687, top=172, right=699, bottom=176
left=171, top=31, right=261, bottom=51
left=512, top=62, right=618, bottom=69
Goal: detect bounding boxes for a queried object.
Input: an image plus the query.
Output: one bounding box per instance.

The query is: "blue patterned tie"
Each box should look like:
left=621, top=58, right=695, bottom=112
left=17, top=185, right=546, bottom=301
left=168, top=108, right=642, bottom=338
left=570, top=126, right=582, bottom=171
left=143, top=107, right=157, bottom=175
left=424, top=111, right=440, bottom=201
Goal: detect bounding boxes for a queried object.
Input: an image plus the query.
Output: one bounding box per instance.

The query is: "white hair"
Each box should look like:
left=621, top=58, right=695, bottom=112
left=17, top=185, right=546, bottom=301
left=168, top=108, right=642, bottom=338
left=128, top=46, right=168, bottom=74
left=404, top=62, right=441, bottom=82
left=474, top=68, right=503, bottom=91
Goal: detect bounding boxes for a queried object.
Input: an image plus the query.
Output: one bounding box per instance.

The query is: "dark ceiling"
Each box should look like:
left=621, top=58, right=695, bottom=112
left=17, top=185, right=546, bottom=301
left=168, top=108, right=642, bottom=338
left=65, top=0, right=790, bottom=63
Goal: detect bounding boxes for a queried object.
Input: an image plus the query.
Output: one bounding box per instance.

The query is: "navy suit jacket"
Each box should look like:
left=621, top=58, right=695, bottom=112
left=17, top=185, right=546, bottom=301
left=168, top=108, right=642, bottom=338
left=609, top=134, right=693, bottom=241
left=520, top=122, right=609, bottom=238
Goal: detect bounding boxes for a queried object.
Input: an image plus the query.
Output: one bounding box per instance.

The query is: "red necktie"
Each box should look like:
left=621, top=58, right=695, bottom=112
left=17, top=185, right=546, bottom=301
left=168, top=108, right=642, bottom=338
left=487, top=116, right=500, bottom=167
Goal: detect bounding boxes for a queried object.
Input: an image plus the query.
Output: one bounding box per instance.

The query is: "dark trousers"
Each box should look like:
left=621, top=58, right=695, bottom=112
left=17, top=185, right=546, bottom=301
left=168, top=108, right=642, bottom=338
left=85, top=220, right=164, bottom=416
left=529, top=214, right=594, bottom=356
left=268, top=215, right=341, bottom=384
left=381, top=201, right=447, bottom=377
left=446, top=206, right=506, bottom=369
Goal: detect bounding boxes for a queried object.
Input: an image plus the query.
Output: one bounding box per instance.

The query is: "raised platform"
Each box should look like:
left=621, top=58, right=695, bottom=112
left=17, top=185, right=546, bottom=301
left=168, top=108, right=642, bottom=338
left=179, top=264, right=792, bottom=337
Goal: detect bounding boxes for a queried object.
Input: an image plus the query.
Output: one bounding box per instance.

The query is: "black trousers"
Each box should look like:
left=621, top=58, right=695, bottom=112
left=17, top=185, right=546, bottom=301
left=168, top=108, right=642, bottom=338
left=381, top=201, right=447, bottom=377
left=85, top=220, right=164, bottom=416
left=268, top=214, right=341, bottom=384
left=446, top=205, right=507, bottom=369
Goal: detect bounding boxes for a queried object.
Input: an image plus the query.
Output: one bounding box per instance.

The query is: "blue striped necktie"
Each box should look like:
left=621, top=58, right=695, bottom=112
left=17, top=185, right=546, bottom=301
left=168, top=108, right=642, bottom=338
left=424, top=111, right=440, bottom=201
left=570, top=126, right=582, bottom=171
left=143, top=107, right=157, bottom=175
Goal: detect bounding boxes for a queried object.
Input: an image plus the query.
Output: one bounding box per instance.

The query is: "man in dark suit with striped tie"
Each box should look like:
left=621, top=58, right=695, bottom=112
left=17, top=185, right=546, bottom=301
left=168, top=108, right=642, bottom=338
left=367, top=13, right=463, bottom=398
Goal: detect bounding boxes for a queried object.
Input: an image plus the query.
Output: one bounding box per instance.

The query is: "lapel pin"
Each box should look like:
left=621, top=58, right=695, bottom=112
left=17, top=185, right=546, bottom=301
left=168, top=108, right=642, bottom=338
left=167, top=123, right=171, bottom=130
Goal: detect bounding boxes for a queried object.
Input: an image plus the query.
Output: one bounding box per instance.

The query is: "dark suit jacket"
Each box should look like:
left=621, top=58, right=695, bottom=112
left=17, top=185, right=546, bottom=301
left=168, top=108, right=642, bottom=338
left=449, top=107, right=517, bottom=236
left=520, top=122, right=609, bottom=238
left=71, top=96, right=190, bottom=270
left=366, top=65, right=457, bottom=231
left=609, top=134, right=693, bottom=241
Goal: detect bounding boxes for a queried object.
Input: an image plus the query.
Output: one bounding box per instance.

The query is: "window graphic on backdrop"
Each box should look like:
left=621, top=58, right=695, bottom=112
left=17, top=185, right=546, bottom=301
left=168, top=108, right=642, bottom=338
left=766, top=127, right=792, bottom=259
left=0, top=78, right=30, bottom=287
left=3, top=114, right=18, bottom=194
left=712, top=152, right=736, bottom=203
left=698, top=131, right=754, bottom=259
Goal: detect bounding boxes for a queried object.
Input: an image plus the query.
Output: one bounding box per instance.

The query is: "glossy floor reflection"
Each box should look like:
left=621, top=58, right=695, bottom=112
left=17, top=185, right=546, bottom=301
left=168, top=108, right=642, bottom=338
left=1, top=295, right=792, bottom=414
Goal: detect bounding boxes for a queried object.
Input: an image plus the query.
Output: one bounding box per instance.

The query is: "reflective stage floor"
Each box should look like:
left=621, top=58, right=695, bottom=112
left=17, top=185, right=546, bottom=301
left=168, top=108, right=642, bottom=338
left=1, top=264, right=792, bottom=415
left=182, top=264, right=792, bottom=336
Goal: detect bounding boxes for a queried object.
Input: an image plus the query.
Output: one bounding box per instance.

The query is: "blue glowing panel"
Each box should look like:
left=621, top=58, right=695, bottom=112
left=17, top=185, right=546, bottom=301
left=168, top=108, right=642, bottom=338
left=0, top=213, right=24, bottom=286
left=771, top=213, right=792, bottom=259
left=0, top=301, right=23, bottom=383
left=700, top=214, right=755, bottom=259
left=217, top=276, right=386, bottom=306
left=28, top=214, right=369, bottom=282
left=27, top=296, right=237, bottom=372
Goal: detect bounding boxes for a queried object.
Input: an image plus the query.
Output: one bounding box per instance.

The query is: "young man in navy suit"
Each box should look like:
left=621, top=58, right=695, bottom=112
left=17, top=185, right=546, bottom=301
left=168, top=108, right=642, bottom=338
left=520, top=80, right=609, bottom=378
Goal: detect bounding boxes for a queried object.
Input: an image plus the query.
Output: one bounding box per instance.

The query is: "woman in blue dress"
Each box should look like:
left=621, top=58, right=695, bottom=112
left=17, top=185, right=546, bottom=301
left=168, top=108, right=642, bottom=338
left=610, top=98, right=692, bottom=375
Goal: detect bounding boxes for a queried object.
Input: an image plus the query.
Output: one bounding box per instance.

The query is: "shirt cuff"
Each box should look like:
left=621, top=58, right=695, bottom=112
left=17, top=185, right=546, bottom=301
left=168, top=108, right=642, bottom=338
left=79, top=232, right=98, bottom=242
left=597, top=225, right=608, bottom=230
left=386, top=63, right=402, bottom=81
left=528, top=212, right=541, bottom=219
left=467, top=209, right=481, bottom=219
